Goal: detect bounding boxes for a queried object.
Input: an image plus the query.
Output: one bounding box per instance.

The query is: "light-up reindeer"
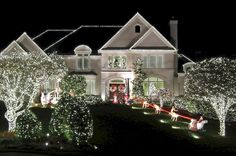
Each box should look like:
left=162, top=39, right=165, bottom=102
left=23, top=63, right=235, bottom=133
left=153, top=104, right=161, bottom=114
left=142, top=101, right=150, bottom=108
left=169, top=106, right=179, bottom=121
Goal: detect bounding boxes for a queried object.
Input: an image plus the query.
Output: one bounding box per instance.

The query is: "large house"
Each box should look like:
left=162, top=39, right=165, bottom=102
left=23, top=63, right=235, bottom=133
left=0, top=13, right=187, bottom=102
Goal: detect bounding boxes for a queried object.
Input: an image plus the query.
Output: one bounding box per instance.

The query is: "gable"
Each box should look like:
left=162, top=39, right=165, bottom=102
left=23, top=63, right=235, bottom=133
left=101, top=13, right=152, bottom=50
left=16, top=33, right=48, bottom=57
left=131, top=27, right=176, bottom=50
left=0, top=41, right=27, bottom=56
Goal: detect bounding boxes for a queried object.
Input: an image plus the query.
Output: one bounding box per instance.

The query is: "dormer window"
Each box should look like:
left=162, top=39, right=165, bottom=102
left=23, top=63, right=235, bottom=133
left=135, top=25, right=141, bottom=33
left=74, top=45, right=91, bottom=70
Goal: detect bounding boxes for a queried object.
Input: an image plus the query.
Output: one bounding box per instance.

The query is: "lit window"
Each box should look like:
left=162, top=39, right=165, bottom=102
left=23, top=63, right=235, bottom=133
left=143, top=77, right=164, bottom=96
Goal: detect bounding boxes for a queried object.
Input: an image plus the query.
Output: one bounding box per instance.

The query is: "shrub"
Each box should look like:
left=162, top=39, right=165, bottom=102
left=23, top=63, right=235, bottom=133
left=15, top=109, right=42, bottom=140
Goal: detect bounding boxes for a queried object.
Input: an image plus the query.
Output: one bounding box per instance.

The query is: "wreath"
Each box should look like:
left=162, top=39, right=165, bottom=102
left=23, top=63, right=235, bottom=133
left=109, top=85, right=117, bottom=92
left=118, top=84, right=125, bottom=93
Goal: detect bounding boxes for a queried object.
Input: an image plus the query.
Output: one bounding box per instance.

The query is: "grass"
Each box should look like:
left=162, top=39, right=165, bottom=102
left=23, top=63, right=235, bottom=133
left=89, top=104, right=236, bottom=153
left=1, top=103, right=236, bottom=154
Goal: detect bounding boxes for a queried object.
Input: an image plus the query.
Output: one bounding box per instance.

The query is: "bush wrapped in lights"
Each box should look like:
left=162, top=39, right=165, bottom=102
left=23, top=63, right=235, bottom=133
left=50, top=74, right=93, bottom=146
left=15, top=109, right=42, bottom=140
left=84, top=95, right=103, bottom=105
left=60, top=74, right=87, bottom=96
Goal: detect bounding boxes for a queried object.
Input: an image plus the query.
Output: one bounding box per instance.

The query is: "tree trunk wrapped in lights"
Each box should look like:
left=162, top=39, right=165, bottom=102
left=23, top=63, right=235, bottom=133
left=184, top=57, right=236, bottom=136
left=132, top=58, right=147, bottom=98
left=0, top=51, right=67, bottom=131
left=50, top=74, right=93, bottom=146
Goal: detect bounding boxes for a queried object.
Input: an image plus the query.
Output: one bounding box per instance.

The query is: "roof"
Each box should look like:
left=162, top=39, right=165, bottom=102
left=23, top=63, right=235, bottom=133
left=100, top=13, right=152, bottom=50
left=100, top=13, right=176, bottom=52
left=1, top=33, right=48, bottom=57
left=34, top=26, right=121, bottom=55
left=131, top=46, right=174, bottom=50
left=33, top=30, right=71, bottom=51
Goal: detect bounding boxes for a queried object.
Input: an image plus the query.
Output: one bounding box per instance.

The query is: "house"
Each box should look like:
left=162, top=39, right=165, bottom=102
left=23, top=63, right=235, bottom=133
left=1, top=13, right=187, bottom=103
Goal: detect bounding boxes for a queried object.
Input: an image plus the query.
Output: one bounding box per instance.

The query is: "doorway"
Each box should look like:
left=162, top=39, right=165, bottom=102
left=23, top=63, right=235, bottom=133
left=109, top=79, right=125, bottom=104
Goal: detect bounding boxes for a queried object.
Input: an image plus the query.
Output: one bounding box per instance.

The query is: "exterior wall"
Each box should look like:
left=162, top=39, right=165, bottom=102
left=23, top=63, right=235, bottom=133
left=100, top=49, right=181, bottom=99
left=62, top=49, right=183, bottom=99
left=175, top=73, right=185, bottom=96
left=131, top=50, right=177, bottom=94
left=63, top=55, right=77, bottom=71
left=63, top=55, right=101, bottom=95
left=90, top=55, right=101, bottom=95
left=104, top=18, right=151, bottom=48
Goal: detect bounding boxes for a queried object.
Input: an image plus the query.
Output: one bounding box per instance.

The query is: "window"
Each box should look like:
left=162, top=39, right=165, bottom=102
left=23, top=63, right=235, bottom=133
left=143, top=56, right=163, bottom=68
left=78, top=54, right=90, bottom=70
left=143, top=77, right=164, bottom=96
left=86, top=80, right=95, bottom=94
left=108, top=56, right=127, bottom=69
left=135, top=25, right=141, bottom=33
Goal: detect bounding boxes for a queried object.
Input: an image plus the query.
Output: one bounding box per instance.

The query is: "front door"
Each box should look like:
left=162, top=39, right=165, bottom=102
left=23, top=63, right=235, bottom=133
left=109, top=83, right=125, bottom=104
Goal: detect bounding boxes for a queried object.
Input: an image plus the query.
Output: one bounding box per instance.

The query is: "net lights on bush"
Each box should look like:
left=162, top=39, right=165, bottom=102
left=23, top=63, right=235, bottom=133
left=15, top=109, right=42, bottom=140
left=49, top=74, right=93, bottom=146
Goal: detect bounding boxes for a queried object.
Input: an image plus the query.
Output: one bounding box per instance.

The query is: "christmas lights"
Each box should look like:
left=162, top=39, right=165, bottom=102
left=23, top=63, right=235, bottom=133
left=50, top=74, right=93, bottom=146
left=60, top=75, right=86, bottom=96
left=185, top=57, right=236, bottom=136
left=15, top=109, right=42, bottom=140
left=0, top=51, right=67, bottom=131
left=132, top=58, right=147, bottom=98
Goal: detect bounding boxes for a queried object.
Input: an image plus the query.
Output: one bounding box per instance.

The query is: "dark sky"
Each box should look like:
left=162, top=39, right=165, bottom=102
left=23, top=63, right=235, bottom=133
left=0, top=0, right=235, bottom=60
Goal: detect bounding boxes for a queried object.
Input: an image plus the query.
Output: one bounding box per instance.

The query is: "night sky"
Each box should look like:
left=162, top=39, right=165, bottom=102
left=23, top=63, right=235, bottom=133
left=0, top=0, right=235, bottom=60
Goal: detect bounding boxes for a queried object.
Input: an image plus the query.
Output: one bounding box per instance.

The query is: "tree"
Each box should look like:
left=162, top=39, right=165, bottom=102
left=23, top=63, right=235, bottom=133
left=0, top=51, right=67, bottom=131
left=15, top=109, right=42, bottom=140
left=185, top=57, right=236, bottom=136
left=50, top=74, right=93, bottom=146
left=132, top=58, right=147, bottom=98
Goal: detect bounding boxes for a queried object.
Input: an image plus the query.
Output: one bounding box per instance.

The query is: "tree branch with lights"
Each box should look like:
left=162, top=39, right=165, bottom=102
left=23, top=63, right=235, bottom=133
left=184, top=57, right=236, bottom=136
left=0, top=51, right=67, bottom=131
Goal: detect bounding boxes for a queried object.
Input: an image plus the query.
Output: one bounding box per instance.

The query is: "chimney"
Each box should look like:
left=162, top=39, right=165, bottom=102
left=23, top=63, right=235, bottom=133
left=169, top=18, right=178, bottom=49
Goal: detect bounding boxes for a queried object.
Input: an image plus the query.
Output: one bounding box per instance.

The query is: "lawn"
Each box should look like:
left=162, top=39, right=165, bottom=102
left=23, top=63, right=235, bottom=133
left=1, top=103, right=236, bottom=154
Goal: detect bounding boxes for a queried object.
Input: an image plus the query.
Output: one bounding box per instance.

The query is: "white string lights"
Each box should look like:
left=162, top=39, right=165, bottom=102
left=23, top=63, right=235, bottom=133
left=184, top=57, right=236, bottom=136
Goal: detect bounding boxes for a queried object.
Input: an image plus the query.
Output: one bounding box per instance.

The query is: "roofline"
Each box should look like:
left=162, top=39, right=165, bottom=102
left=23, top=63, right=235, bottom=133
left=130, top=26, right=176, bottom=51
left=0, top=41, right=26, bottom=56
left=178, top=54, right=195, bottom=63
left=16, top=32, right=49, bottom=58
left=33, top=29, right=74, bottom=40
left=38, top=25, right=122, bottom=52
left=99, top=12, right=152, bottom=52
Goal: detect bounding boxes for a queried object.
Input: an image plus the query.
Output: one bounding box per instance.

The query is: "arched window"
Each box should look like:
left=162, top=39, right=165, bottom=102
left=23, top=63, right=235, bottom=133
left=74, top=45, right=91, bottom=71
left=135, top=25, right=141, bottom=33
left=143, top=77, right=164, bottom=96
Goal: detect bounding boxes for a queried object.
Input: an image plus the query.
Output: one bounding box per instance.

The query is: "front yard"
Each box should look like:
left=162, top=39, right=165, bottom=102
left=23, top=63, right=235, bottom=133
left=1, top=103, right=236, bottom=154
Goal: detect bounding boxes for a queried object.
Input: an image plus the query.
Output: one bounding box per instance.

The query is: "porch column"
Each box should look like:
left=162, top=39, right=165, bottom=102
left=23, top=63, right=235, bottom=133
left=101, top=81, right=106, bottom=101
